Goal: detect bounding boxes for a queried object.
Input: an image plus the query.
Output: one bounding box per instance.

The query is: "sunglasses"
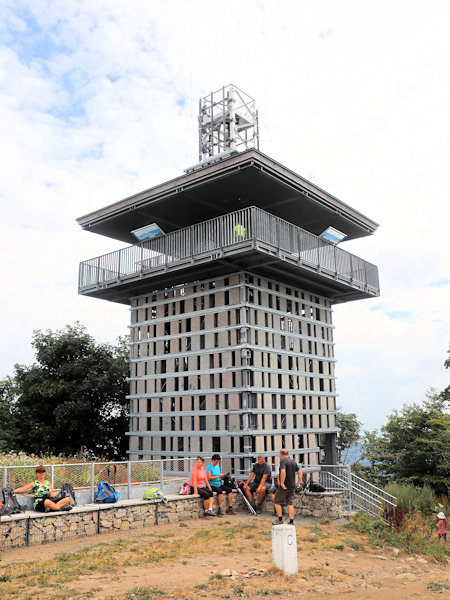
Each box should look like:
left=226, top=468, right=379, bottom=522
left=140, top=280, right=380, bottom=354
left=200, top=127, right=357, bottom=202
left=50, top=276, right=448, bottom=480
left=36, top=469, right=46, bottom=473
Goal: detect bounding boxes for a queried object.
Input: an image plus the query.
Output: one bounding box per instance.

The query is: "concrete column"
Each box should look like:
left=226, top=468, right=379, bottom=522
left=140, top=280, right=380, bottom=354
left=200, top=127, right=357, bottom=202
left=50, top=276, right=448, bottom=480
left=272, top=524, right=298, bottom=575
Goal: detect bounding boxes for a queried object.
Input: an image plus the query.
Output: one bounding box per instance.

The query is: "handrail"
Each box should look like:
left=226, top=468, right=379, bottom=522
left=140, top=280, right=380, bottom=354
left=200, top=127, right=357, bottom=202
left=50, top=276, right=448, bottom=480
left=78, top=206, right=380, bottom=295
left=320, top=468, right=397, bottom=521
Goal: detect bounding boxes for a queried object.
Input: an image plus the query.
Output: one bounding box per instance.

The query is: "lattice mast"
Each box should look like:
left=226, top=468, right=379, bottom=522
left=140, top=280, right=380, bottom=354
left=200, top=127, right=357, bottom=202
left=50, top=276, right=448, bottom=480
left=198, top=85, right=259, bottom=162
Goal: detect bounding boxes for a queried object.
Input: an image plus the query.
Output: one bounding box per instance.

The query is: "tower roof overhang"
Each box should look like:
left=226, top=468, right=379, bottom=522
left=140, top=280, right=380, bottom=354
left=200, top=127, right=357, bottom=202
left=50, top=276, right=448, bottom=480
left=77, top=149, right=378, bottom=245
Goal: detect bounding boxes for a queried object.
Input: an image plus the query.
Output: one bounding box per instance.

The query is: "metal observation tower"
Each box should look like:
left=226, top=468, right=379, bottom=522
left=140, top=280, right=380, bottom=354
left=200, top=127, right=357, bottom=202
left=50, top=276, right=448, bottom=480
left=77, top=84, right=379, bottom=475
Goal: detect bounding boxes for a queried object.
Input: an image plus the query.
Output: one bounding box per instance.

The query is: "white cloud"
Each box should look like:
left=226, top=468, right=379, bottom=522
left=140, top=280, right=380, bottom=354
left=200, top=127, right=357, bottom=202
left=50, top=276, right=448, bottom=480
left=1, top=1, right=449, bottom=432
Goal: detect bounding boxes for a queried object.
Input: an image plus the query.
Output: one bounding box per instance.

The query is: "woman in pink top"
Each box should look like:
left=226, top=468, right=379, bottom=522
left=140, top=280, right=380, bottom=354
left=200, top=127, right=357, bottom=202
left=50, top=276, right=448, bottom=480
left=190, top=456, right=215, bottom=517
left=436, top=512, right=447, bottom=542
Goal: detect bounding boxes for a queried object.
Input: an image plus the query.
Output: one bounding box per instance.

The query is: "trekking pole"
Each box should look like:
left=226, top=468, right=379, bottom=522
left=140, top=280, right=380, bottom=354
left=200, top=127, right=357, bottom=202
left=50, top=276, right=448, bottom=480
left=233, top=478, right=256, bottom=515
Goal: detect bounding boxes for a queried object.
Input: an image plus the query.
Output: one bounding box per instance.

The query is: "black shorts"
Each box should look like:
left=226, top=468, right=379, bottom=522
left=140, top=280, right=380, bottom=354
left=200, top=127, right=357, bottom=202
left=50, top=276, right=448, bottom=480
left=34, top=499, right=47, bottom=512
left=190, top=486, right=213, bottom=500
left=211, top=484, right=233, bottom=495
left=248, top=481, right=272, bottom=493
left=274, top=487, right=295, bottom=506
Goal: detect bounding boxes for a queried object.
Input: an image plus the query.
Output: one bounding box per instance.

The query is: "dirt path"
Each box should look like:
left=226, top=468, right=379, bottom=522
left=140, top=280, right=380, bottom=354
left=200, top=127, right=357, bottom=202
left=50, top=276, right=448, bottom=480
left=2, top=513, right=449, bottom=599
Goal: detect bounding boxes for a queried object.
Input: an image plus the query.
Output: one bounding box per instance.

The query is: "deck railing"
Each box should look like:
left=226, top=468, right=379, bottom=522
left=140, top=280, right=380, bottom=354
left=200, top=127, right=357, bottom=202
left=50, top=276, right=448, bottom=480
left=78, top=206, right=379, bottom=295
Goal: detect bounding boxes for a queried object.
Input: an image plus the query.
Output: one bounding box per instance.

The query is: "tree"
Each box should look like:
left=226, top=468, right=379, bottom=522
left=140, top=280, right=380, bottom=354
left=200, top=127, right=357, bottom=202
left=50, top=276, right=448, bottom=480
left=336, top=410, right=362, bottom=464
left=360, top=392, right=449, bottom=494
left=0, top=376, right=16, bottom=452
left=7, top=323, right=129, bottom=459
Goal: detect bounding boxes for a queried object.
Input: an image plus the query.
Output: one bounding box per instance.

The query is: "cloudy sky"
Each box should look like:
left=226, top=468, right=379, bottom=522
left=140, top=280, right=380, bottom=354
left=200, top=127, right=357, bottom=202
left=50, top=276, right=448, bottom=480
left=1, top=0, right=449, bottom=432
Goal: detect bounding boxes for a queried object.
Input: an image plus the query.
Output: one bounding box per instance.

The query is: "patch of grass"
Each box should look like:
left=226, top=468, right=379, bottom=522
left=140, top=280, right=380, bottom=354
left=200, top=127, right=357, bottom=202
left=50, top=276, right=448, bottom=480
left=192, top=530, right=210, bottom=539
left=344, top=539, right=363, bottom=551
left=332, top=544, right=344, bottom=551
left=346, top=511, right=449, bottom=562
left=209, top=573, right=224, bottom=581
left=123, top=586, right=169, bottom=598
left=194, top=583, right=208, bottom=590
left=427, top=582, right=450, bottom=592
left=384, top=483, right=436, bottom=514
left=231, top=584, right=250, bottom=597
left=307, top=566, right=324, bottom=577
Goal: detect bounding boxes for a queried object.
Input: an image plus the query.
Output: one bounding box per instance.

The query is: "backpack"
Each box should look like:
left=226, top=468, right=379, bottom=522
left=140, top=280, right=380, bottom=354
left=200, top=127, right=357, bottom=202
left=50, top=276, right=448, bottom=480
left=178, top=483, right=190, bottom=496
left=95, top=481, right=120, bottom=503
left=143, top=487, right=167, bottom=503
left=56, top=483, right=77, bottom=506
left=309, top=482, right=326, bottom=493
left=1, top=487, right=25, bottom=516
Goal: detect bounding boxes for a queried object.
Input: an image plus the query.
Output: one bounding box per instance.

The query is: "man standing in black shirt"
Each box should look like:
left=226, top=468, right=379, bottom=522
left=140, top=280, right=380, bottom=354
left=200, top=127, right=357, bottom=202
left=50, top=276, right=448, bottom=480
left=273, top=448, right=302, bottom=525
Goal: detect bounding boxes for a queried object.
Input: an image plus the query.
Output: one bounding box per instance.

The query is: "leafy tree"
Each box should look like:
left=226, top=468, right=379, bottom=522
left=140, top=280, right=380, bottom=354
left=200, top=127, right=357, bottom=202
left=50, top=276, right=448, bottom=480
left=7, top=323, right=129, bottom=459
left=360, top=392, right=449, bottom=494
left=0, top=376, right=16, bottom=452
left=336, top=410, right=362, bottom=464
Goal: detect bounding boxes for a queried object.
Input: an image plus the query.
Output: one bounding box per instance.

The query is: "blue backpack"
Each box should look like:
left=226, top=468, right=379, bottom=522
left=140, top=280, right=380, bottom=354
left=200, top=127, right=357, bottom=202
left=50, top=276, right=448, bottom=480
left=95, top=481, right=120, bottom=503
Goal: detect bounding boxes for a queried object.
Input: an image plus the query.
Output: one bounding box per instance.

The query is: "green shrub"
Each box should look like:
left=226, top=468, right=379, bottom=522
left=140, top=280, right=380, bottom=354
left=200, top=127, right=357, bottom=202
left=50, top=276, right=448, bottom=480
left=346, top=511, right=449, bottom=562
left=384, top=483, right=435, bottom=514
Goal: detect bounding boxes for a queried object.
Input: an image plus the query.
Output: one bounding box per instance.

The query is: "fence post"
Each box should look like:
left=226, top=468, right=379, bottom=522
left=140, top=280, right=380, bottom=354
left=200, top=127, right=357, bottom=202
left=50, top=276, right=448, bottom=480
left=50, top=465, right=54, bottom=487
left=127, top=461, right=131, bottom=500
left=3, top=466, right=6, bottom=488
left=90, top=464, right=95, bottom=503
left=346, top=464, right=353, bottom=512
left=159, top=459, right=164, bottom=492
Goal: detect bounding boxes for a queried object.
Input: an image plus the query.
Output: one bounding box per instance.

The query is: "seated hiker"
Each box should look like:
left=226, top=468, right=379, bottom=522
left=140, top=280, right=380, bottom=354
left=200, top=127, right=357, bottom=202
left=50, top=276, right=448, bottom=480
left=206, top=454, right=236, bottom=515
left=243, top=454, right=272, bottom=513
left=189, top=456, right=215, bottom=517
left=14, top=465, right=72, bottom=512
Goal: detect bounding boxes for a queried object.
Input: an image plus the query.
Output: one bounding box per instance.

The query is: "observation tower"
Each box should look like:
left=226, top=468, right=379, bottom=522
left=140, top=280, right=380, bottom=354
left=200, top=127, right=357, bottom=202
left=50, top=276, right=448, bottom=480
left=77, top=85, right=379, bottom=474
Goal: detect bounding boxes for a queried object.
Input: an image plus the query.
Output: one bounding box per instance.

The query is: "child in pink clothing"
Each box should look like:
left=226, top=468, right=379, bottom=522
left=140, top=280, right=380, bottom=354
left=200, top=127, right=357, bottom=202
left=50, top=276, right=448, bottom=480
left=436, top=512, right=447, bottom=542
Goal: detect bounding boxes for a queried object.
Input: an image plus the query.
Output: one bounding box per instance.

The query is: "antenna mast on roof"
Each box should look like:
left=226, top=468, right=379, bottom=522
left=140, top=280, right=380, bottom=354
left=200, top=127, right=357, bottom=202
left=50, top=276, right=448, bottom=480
left=198, top=84, right=259, bottom=163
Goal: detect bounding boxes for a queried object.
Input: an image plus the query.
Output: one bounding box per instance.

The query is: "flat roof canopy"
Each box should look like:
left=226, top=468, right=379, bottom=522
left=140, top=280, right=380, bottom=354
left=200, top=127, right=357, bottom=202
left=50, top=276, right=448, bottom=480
left=77, top=149, right=378, bottom=245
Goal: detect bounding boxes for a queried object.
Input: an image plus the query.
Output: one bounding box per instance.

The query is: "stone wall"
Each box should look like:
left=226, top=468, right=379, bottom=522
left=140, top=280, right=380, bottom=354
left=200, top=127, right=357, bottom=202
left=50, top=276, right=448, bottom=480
left=233, top=490, right=344, bottom=519
left=0, top=491, right=343, bottom=550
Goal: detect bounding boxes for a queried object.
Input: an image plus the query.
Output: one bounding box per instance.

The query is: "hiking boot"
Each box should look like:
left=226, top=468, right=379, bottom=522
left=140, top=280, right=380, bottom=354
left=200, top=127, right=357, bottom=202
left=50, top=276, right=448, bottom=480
left=207, top=509, right=218, bottom=517
left=204, top=510, right=213, bottom=518
left=226, top=507, right=237, bottom=515
left=272, top=517, right=283, bottom=525
left=217, top=507, right=225, bottom=515
left=61, top=505, right=73, bottom=511
left=255, top=504, right=262, bottom=514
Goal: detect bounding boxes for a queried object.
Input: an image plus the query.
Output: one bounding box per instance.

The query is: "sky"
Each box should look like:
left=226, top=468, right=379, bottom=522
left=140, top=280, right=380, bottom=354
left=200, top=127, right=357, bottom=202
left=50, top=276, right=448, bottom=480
left=1, top=0, right=449, bottom=432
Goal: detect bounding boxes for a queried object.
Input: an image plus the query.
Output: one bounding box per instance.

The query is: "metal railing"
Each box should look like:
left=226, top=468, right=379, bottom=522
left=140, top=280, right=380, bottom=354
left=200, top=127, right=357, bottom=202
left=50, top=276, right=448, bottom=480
left=78, top=206, right=379, bottom=296
left=320, top=465, right=397, bottom=520
left=3, top=460, right=395, bottom=518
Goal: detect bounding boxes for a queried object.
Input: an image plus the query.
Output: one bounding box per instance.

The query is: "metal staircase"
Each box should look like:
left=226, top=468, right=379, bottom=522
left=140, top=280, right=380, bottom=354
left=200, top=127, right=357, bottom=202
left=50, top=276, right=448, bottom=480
left=319, top=465, right=397, bottom=520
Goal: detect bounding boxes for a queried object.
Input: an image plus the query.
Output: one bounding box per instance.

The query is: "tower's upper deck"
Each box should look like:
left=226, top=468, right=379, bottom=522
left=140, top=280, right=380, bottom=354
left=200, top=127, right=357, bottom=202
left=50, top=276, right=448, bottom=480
left=77, top=148, right=378, bottom=245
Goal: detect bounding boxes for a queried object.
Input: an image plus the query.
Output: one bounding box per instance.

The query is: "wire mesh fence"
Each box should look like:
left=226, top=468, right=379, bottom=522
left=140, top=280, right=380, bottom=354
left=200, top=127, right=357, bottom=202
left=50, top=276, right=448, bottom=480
left=2, top=459, right=195, bottom=495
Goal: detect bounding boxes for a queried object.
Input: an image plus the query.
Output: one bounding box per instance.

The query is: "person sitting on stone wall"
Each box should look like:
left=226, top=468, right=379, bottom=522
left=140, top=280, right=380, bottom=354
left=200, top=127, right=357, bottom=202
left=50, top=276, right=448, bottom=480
left=243, top=454, right=272, bottom=513
left=189, top=456, right=216, bottom=517
left=206, top=454, right=237, bottom=515
left=14, top=465, right=72, bottom=512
